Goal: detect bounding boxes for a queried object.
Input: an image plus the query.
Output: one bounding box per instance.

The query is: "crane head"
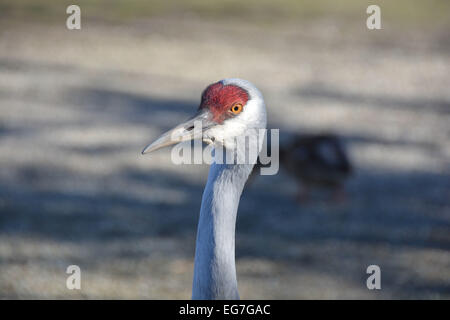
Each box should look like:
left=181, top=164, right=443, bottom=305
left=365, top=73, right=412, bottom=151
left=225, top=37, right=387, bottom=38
left=142, top=78, right=267, bottom=154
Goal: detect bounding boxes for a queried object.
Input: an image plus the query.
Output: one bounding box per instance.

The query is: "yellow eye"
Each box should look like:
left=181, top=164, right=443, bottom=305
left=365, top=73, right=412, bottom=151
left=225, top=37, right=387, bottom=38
left=231, top=103, right=243, bottom=114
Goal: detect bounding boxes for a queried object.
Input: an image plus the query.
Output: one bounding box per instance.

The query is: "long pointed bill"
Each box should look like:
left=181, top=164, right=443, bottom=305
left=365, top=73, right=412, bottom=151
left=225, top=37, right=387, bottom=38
left=142, top=109, right=215, bottom=155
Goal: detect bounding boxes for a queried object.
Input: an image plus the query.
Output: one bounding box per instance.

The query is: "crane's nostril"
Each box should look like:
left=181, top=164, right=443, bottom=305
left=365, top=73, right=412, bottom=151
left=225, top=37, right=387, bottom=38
left=186, top=125, right=195, bottom=131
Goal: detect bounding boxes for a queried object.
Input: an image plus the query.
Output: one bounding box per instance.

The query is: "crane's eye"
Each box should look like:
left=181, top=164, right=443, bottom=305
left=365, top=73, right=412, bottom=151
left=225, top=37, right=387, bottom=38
left=230, top=103, right=243, bottom=115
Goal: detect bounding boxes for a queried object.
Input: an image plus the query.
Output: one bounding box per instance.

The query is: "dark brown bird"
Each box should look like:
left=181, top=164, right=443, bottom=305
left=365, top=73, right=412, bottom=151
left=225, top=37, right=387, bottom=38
left=281, top=133, right=352, bottom=202
left=251, top=133, right=353, bottom=203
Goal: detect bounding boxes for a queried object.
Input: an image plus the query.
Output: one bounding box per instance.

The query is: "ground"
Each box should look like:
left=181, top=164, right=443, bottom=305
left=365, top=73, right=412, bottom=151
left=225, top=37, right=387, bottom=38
left=0, top=5, right=449, bottom=298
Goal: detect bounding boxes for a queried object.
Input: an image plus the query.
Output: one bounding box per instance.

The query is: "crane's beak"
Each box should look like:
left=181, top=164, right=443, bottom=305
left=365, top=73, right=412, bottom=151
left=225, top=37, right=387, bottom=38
left=141, top=109, right=215, bottom=155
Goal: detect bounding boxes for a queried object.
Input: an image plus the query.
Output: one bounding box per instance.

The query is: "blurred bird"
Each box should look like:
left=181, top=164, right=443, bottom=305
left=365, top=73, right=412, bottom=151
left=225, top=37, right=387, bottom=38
left=142, top=79, right=266, bottom=300
left=282, top=133, right=352, bottom=202
left=252, top=133, right=353, bottom=203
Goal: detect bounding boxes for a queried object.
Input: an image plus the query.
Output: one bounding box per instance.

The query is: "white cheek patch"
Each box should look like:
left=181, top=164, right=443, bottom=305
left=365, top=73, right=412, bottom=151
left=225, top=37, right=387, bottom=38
left=204, top=78, right=267, bottom=151
left=206, top=121, right=246, bottom=149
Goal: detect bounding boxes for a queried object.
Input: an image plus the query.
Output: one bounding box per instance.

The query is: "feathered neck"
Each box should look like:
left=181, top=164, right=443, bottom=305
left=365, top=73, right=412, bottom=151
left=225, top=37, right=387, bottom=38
left=192, top=158, right=253, bottom=299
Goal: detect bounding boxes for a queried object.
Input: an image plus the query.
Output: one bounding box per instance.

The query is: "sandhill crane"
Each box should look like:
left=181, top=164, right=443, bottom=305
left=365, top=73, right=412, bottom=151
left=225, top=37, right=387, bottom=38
left=142, top=79, right=267, bottom=299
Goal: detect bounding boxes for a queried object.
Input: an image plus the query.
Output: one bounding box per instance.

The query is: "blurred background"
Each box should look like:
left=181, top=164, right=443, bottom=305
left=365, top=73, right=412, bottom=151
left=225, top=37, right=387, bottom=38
left=0, top=0, right=449, bottom=299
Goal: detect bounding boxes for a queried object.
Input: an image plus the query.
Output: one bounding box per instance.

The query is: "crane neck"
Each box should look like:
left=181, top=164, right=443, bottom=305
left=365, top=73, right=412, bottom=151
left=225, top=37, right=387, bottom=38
left=192, top=160, right=253, bottom=300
